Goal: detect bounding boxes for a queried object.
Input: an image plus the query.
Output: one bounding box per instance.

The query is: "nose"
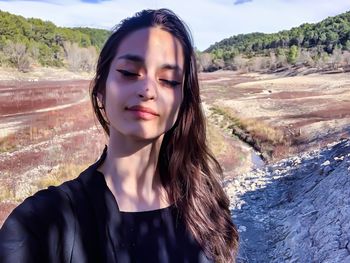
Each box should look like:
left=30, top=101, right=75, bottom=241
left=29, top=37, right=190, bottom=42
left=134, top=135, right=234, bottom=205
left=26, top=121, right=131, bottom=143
left=137, top=77, right=157, bottom=100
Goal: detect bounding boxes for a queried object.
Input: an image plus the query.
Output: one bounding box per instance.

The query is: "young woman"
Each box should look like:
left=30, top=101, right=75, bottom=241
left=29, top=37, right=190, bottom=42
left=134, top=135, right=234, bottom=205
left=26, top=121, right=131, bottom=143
left=0, top=8, right=238, bottom=262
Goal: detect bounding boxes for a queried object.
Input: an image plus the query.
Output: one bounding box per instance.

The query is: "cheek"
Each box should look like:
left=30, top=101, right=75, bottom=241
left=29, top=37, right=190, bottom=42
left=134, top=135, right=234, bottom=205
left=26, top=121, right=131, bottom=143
left=105, top=74, right=128, bottom=103
left=104, top=82, right=124, bottom=119
left=163, top=89, right=183, bottom=125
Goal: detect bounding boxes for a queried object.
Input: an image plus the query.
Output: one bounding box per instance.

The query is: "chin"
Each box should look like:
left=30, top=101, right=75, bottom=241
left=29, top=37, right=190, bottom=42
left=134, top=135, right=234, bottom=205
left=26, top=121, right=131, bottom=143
left=119, top=128, right=165, bottom=142
left=109, top=123, right=169, bottom=143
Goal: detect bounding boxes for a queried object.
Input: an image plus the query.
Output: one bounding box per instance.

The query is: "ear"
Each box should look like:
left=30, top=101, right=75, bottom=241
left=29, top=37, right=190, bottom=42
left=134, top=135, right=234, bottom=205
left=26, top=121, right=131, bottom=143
left=97, top=92, right=104, bottom=103
left=96, top=91, right=109, bottom=124
left=96, top=92, right=105, bottom=110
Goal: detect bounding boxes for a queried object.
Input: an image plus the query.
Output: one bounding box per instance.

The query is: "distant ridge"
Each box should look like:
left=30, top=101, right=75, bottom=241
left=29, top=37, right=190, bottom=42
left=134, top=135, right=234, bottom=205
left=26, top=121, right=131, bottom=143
left=205, top=11, right=350, bottom=57
left=0, top=10, right=110, bottom=50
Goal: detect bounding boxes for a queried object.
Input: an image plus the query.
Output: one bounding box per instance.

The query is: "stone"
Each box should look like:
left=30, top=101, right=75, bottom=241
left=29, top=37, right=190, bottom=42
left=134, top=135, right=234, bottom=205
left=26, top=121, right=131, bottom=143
left=322, top=165, right=334, bottom=175
left=238, top=225, right=247, bottom=233
left=321, top=160, right=331, bottom=166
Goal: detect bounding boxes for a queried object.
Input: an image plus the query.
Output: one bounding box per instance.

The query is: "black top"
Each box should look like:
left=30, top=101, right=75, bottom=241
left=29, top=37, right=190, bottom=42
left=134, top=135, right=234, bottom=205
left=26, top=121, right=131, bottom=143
left=0, top=146, right=213, bottom=263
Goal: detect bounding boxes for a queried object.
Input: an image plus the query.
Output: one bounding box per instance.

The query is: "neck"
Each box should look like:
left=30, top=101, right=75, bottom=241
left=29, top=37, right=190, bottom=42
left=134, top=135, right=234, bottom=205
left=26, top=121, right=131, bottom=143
left=98, top=131, right=169, bottom=211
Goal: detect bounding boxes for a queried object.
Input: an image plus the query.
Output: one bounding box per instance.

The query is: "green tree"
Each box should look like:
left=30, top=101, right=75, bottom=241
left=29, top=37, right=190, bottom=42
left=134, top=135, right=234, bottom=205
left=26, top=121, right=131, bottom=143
left=287, top=45, right=299, bottom=64
left=345, top=40, right=350, bottom=51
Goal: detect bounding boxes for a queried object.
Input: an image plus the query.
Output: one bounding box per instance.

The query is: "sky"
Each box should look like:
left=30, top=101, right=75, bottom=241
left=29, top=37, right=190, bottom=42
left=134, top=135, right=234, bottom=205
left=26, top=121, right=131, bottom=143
left=0, top=0, right=350, bottom=51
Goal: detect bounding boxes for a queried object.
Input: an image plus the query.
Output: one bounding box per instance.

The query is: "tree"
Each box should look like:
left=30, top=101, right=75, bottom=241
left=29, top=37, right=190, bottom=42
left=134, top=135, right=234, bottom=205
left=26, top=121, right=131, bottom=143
left=296, top=50, right=315, bottom=66
left=197, top=52, right=213, bottom=72
left=63, top=41, right=97, bottom=72
left=79, top=46, right=97, bottom=72
left=287, top=45, right=299, bottom=65
left=3, top=41, right=31, bottom=72
left=250, top=56, right=269, bottom=71
left=269, top=52, right=277, bottom=70
left=329, top=47, right=342, bottom=69
left=342, top=51, right=350, bottom=67
left=345, top=40, right=350, bottom=51
left=233, top=54, right=248, bottom=71
left=63, top=42, right=81, bottom=71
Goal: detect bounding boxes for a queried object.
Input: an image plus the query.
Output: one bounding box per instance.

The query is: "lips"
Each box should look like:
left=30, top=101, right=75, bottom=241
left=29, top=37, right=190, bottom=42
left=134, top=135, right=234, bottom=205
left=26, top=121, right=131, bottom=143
left=126, top=105, right=159, bottom=116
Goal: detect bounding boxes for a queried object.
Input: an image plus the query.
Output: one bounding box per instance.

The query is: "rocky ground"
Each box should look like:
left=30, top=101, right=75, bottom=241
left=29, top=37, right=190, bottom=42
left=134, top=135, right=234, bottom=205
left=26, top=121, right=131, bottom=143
left=225, top=138, right=350, bottom=263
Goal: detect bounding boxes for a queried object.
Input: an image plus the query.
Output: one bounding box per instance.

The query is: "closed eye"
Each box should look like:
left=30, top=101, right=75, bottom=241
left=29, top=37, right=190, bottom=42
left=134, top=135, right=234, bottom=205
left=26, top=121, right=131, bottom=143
left=116, top=69, right=140, bottom=77
left=159, top=79, right=181, bottom=88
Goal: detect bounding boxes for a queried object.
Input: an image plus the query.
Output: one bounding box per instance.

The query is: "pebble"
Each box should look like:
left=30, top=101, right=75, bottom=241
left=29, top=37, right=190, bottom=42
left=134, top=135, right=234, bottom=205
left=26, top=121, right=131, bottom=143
left=238, top=225, right=247, bottom=233
left=321, top=160, right=331, bottom=166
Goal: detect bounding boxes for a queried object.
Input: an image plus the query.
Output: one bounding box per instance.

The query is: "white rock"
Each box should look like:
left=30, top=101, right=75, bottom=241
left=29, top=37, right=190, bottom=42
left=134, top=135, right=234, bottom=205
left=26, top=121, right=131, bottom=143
left=321, top=160, right=331, bottom=166
left=238, top=225, right=247, bottom=232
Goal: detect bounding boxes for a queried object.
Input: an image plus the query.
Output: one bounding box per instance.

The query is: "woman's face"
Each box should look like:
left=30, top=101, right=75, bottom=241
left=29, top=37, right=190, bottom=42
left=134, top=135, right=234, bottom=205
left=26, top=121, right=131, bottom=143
left=104, top=26, right=185, bottom=141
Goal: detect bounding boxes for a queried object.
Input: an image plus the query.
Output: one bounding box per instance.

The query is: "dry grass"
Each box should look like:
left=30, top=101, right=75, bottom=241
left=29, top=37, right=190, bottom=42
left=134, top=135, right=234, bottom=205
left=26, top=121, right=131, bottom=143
left=206, top=121, right=228, bottom=157
left=0, top=163, right=87, bottom=202
left=237, top=118, right=285, bottom=144
left=0, top=135, right=17, bottom=153
left=210, top=105, right=291, bottom=160
left=0, top=185, right=15, bottom=201
left=0, top=125, right=55, bottom=153
left=35, top=163, right=87, bottom=189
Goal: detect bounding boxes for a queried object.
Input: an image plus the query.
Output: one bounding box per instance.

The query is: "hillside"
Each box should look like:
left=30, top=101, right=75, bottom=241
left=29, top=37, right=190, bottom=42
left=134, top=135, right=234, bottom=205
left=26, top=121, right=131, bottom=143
left=206, top=11, right=350, bottom=56
left=198, top=11, right=350, bottom=73
left=0, top=10, right=109, bottom=70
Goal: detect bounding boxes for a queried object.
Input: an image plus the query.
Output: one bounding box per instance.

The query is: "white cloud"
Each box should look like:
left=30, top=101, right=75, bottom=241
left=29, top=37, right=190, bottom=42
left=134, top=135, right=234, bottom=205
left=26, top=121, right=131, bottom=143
left=0, top=0, right=349, bottom=50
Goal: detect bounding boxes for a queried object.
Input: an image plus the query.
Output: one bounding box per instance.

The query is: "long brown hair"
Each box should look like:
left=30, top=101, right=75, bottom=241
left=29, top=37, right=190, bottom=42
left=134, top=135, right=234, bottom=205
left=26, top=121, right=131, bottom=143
left=90, top=9, right=238, bottom=262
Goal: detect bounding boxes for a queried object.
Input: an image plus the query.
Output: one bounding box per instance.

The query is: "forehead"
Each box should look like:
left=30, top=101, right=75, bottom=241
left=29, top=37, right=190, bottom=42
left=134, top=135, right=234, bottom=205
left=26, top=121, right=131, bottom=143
left=115, top=27, right=185, bottom=67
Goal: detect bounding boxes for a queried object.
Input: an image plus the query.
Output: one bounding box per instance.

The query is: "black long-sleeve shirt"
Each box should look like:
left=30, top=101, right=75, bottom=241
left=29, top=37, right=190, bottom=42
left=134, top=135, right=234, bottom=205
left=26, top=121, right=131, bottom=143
left=0, top=147, right=213, bottom=263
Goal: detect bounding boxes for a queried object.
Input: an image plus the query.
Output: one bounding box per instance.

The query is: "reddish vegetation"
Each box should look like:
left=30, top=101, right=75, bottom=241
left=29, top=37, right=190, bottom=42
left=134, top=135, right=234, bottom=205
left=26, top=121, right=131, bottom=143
left=0, top=80, right=87, bottom=115
left=0, top=79, right=106, bottom=225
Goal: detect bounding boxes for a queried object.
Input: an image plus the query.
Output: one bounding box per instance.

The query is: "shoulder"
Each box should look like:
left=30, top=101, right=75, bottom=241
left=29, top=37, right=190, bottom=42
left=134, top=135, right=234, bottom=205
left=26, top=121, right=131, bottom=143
left=0, top=179, right=79, bottom=262
left=2, top=148, right=107, bottom=231
left=0, top=163, right=100, bottom=260
left=0, top=148, right=107, bottom=262
left=0, top=162, right=99, bottom=233
left=8, top=180, right=78, bottom=227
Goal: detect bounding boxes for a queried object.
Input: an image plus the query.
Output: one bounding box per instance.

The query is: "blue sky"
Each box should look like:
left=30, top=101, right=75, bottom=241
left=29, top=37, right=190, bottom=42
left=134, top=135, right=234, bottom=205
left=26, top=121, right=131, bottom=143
left=0, top=0, right=349, bottom=50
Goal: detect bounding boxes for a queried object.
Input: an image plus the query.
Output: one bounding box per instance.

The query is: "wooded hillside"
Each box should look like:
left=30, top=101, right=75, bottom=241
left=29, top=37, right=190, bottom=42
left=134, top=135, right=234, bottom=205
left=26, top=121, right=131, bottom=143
left=199, top=11, right=350, bottom=72
left=0, top=10, right=110, bottom=71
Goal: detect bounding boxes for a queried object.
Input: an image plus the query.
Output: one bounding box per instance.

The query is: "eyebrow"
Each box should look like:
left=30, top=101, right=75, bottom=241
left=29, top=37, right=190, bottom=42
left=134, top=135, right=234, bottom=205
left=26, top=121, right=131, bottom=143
left=117, top=54, right=143, bottom=63
left=117, top=54, right=183, bottom=73
left=161, top=63, right=183, bottom=73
